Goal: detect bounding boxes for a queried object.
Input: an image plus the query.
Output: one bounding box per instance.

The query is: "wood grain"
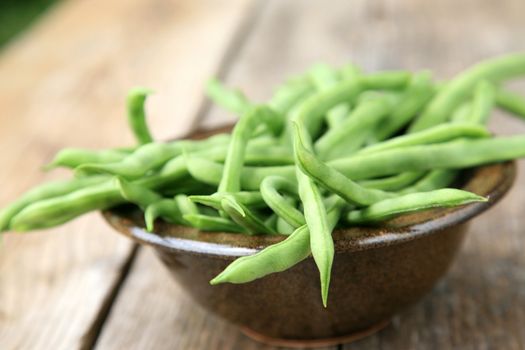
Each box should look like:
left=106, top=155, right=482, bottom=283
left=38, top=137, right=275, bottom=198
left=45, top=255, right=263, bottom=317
left=0, top=0, right=254, bottom=349
left=98, top=0, right=525, bottom=349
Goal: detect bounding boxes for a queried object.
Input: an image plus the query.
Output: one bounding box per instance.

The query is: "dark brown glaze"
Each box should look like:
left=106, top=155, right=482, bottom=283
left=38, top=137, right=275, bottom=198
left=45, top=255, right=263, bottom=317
left=102, top=126, right=516, bottom=342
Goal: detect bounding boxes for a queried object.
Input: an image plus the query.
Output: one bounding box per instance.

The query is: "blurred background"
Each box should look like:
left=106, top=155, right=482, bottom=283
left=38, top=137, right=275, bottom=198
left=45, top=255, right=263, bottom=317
left=0, top=1, right=524, bottom=349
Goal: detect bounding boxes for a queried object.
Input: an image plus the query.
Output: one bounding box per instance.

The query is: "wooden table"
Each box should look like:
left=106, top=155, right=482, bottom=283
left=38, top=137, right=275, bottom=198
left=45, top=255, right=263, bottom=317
left=1, top=0, right=524, bottom=349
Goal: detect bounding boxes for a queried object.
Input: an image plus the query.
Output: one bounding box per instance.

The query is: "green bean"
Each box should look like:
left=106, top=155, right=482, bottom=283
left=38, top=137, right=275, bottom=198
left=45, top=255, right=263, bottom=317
left=206, top=78, right=251, bottom=115
left=0, top=176, right=108, bottom=232
left=495, top=88, right=525, bottom=119
left=409, top=53, right=525, bottom=131
left=292, top=122, right=333, bottom=307
left=210, top=196, right=345, bottom=285
left=219, top=106, right=283, bottom=193
left=358, top=123, right=490, bottom=155
left=127, top=87, right=154, bottom=145
left=10, top=180, right=122, bottom=231
left=45, top=148, right=131, bottom=170
left=358, top=172, right=426, bottom=191
left=190, top=191, right=265, bottom=210
left=360, top=70, right=412, bottom=90
left=375, top=71, right=435, bottom=140
left=400, top=170, right=459, bottom=194
left=294, top=123, right=396, bottom=206
left=315, top=94, right=393, bottom=159
left=183, top=213, right=245, bottom=233
left=260, top=176, right=304, bottom=228
left=145, top=199, right=184, bottom=231
left=346, top=188, right=486, bottom=224
left=116, top=177, right=162, bottom=209
left=467, top=81, right=495, bottom=124
left=221, top=197, right=276, bottom=235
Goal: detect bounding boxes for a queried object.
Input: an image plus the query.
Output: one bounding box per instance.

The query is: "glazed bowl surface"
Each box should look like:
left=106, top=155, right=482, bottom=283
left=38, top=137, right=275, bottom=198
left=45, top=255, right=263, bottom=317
left=103, top=126, right=516, bottom=346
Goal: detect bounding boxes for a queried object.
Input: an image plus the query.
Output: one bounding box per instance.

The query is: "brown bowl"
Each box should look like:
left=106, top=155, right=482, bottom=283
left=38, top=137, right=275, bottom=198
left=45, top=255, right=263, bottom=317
left=103, top=127, right=516, bottom=348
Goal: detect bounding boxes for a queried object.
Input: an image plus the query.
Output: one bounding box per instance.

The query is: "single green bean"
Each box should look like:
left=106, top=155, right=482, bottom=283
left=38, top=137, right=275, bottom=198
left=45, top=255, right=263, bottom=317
left=409, top=53, right=525, bottom=131
left=219, top=106, right=283, bottom=193
left=260, top=176, right=304, bottom=228
left=206, top=78, right=251, bottom=115
left=346, top=188, right=486, bottom=224
left=358, top=123, right=490, bottom=155
left=45, top=148, right=131, bottom=170
left=292, top=122, right=333, bottom=307
left=127, top=87, right=154, bottom=145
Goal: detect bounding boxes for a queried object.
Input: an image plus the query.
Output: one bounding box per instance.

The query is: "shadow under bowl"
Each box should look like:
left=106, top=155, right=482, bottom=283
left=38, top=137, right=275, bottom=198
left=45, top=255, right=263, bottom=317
left=102, top=127, right=516, bottom=348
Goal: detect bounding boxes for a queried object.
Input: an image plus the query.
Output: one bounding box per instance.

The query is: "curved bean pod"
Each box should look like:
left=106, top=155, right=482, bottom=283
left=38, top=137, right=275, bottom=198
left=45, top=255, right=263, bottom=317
left=260, top=176, right=304, bottom=228
left=206, top=78, right=251, bottom=115
left=127, top=87, right=154, bottom=145
left=358, top=123, right=490, bottom=155
left=45, top=148, right=131, bottom=170
left=219, top=106, right=283, bottom=193
left=467, top=81, right=495, bottom=124
left=346, top=188, right=486, bottom=224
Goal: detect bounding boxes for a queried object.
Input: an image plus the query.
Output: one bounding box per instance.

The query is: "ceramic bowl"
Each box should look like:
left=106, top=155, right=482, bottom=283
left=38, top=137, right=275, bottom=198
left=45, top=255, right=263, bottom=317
left=103, top=126, right=516, bottom=348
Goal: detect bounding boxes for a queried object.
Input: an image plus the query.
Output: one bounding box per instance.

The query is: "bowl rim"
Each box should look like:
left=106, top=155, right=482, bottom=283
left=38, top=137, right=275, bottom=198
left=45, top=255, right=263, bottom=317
left=102, top=125, right=517, bottom=258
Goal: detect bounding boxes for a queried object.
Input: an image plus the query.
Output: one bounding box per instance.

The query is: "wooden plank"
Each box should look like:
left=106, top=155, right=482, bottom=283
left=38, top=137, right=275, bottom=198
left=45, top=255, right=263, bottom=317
left=0, top=0, right=254, bottom=349
left=97, top=0, right=525, bottom=349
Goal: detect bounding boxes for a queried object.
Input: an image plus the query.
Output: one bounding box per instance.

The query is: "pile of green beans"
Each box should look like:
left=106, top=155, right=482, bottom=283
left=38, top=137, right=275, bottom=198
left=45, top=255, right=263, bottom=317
left=3, top=53, right=525, bottom=306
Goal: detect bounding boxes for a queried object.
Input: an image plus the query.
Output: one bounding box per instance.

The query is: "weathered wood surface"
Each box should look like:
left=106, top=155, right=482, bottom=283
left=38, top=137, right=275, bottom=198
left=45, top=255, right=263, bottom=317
left=0, top=0, right=254, bottom=349
left=1, top=0, right=525, bottom=349
left=98, top=0, right=525, bottom=349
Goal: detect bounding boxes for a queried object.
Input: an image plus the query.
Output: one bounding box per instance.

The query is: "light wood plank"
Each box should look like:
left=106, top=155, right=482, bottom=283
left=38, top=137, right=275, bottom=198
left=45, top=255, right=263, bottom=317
left=97, top=0, right=525, bottom=349
left=0, top=0, right=254, bottom=349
